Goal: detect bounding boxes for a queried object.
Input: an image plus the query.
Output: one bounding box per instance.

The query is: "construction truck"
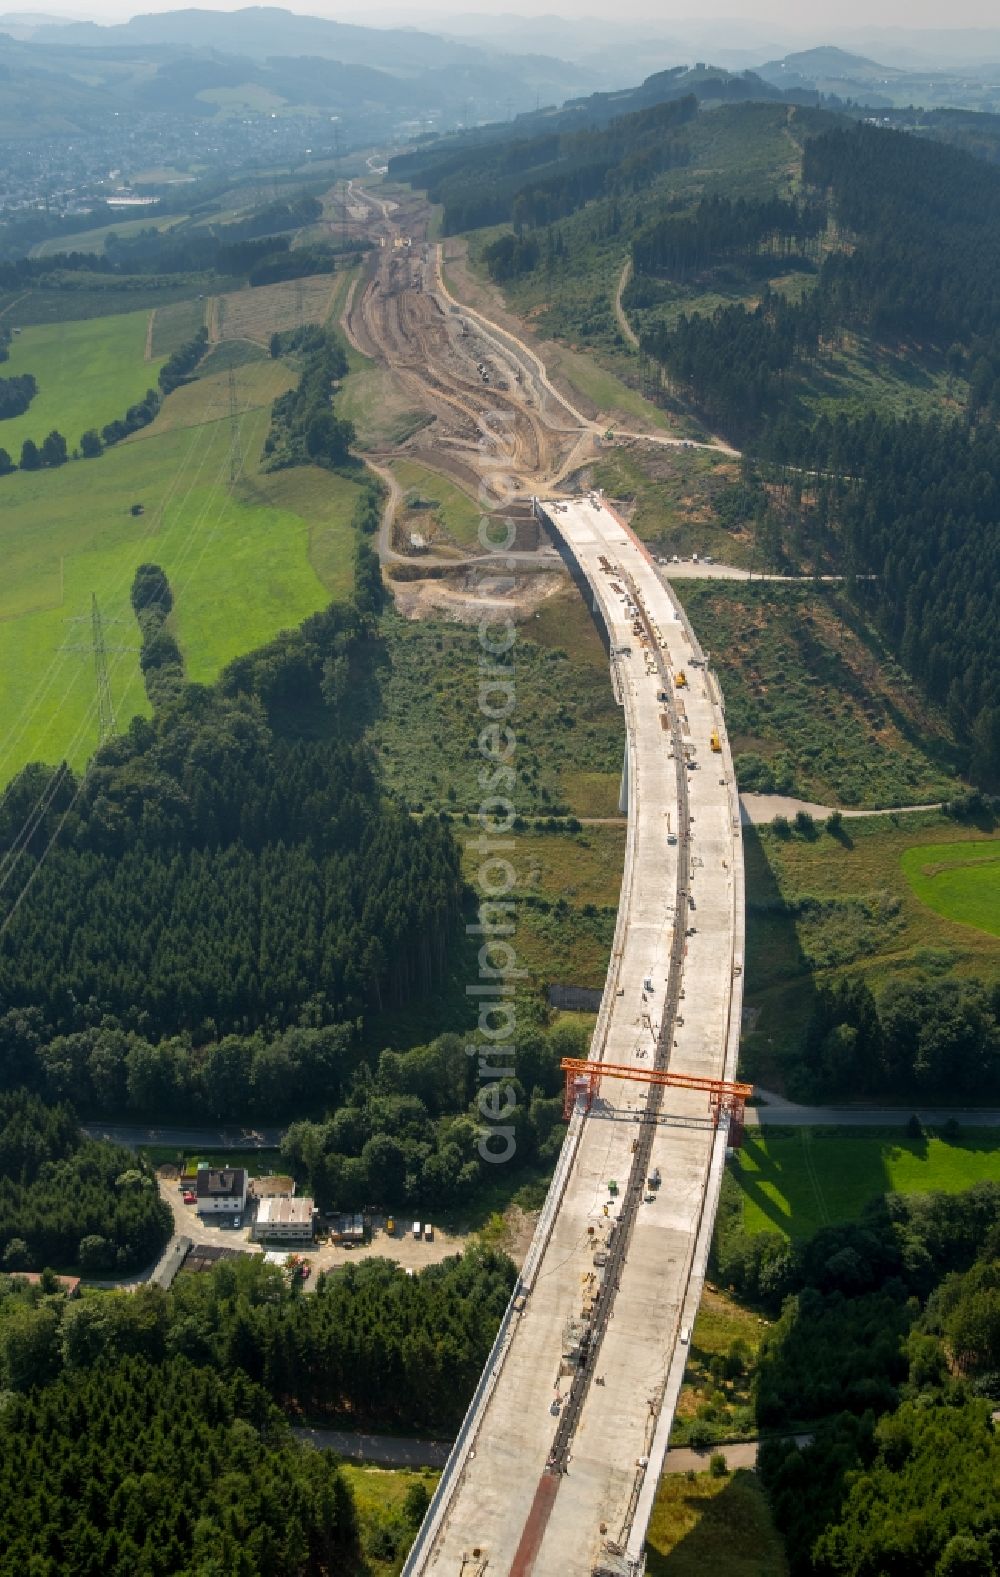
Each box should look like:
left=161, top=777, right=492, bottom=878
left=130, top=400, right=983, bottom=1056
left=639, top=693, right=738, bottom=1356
left=710, top=729, right=721, bottom=752
left=675, top=670, right=687, bottom=688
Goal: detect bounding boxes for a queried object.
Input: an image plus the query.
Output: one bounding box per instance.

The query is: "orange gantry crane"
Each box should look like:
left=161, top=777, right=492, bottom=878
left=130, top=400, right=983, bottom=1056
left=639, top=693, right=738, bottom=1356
left=560, top=1057, right=753, bottom=1146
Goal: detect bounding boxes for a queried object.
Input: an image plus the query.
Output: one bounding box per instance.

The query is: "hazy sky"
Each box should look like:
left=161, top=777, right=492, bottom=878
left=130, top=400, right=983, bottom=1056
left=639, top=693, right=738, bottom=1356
left=19, top=0, right=1000, bottom=27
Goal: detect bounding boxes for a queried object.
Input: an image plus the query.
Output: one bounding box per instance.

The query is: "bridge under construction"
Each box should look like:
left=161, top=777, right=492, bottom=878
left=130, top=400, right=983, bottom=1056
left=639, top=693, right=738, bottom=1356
left=404, top=492, right=746, bottom=1577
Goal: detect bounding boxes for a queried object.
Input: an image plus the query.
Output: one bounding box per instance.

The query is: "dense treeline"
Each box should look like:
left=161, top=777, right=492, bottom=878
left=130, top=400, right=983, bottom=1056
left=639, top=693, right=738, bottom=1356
left=131, top=562, right=185, bottom=707
left=765, top=415, right=1000, bottom=779
left=263, top=325, right=354, bottom=471
left=636, top=127, right=1000, bottom=779
left=643, top=122, right=1000, bottom=432
left=280, top=1022, right=578, bottom=1212
left=0, top=1354, right=356, bottom=1577
left=157, top=325, right=208, bottom=395
left=633, top=194, right=824, bottom=279
left=715, top=1174, right=1000, bottom=1314
left=801, top=974, right=1000, bottom=1100
left=0, top=371, right=37, bottom=420
left=803, top=124, right=1000, bottom=348
left=0, top=1090, right=170, bottom=1273
left=733, top=1181, right=1000, bottom=1573
left=214, top=195, right=322, bottom=243
left=0, top=1246, right=515, bottom=1431
left=391, top=96, right=697, bottom=234
left=0, top=554, right=463, bottom=1054
left=1, top=1014, right=359, bottom=1124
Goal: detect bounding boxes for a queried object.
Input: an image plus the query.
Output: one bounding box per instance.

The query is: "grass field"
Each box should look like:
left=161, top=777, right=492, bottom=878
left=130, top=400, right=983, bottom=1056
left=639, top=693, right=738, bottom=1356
left=901, top=840, right=1000, bottom=938
left=149, top=298, right=207, bottom=358
left=735, top=1127, right=1000, bottom=1240
left=741, top=814, right=1000, bottom=1080
left=645, top=1468, right=788, bottom=1577
left=672, top=1287, right=770, bottom=1447
left=0, top=351, right=362, bottom=783
left=0, top=279, right=227, bottom=329
left=459, top=823, right=623, bottom=992
left=338, top=364, right=431, bottom=450
left=675, top=582, right=962, bottom=808
left=30, top=212, right=188, bottom=259
left=388, top=459, right=482, bottom=547
left=0, top=308, right=163, bottom=454
left=366, top=609, right=623, bottom=819
left=341, top=1463, right=440, bottom=1577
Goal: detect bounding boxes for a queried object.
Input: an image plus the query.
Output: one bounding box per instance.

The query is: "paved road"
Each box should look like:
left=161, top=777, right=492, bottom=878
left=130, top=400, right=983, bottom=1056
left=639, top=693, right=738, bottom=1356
left=663, top=1434, right=813, bottom=1474
left=749, top=1090, right=1000, bottom=1128
left=83, top=1123, right=283, bottom=1149
left=293, top=1427, right=451, bottom=1468
left=292, top=1426, right=812, bottom=1475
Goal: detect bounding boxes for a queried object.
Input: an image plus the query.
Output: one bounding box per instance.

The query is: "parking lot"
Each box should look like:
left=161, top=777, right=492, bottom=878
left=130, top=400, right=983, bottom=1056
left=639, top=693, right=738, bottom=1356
left=157, top=1176, right=468, bottom=1282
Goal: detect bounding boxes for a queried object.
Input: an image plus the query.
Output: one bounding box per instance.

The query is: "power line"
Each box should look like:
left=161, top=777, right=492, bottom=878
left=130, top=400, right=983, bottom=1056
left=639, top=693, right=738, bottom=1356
left=0, top=381, right=254, bottom=933
left=228, top=366, right=244, bottom=485
left=92, top=595, right=117, bottom=745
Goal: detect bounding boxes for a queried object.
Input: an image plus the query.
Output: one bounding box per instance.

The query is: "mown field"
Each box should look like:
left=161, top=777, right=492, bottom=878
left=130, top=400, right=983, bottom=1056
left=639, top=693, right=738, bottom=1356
left=741, top=812, right=1000, bottom=1077
left=675, top=582, right=962, bottom=808
left=211, top=271, right=341, bottom=345
left=900, top=840, right=1000, bottom=938
left=734, top=1126, right=1000, bottom=1241
left=0, top=316, right=362, bottom=783
left=0, top=307, right=163, bottom=455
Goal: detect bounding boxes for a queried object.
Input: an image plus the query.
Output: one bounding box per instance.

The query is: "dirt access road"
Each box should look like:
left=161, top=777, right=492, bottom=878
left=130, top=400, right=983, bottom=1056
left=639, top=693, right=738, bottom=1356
left=340, top=184, right=735, bottom=562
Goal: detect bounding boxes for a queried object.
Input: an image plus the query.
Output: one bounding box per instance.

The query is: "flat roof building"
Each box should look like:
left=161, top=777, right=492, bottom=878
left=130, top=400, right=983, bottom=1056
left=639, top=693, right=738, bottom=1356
left=253, top=1197, right=315, bottom=1242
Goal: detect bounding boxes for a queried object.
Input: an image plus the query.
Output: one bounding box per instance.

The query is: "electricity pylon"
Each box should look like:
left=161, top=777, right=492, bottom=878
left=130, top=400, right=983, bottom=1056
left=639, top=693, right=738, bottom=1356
left=60, top=595, right=136, bottom=747
left=91, top=593, right=116, bottom=744
left=228, top=366, right=243, bottom=485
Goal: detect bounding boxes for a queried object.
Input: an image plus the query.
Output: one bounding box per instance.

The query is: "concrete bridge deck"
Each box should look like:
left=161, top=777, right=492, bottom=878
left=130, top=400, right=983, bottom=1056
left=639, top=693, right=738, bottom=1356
left=405, top=494, right=744, bottom=1577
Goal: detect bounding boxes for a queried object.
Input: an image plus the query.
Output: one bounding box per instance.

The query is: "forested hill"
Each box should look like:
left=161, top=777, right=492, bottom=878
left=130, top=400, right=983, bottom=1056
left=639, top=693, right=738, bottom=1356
left=632, top=123, right=1000, bottom=781
left=391, top=95, right=700, bottom=234
left=637, top=121, right=1000, bottom=434
left=0, top=548, right=464, bottom=1103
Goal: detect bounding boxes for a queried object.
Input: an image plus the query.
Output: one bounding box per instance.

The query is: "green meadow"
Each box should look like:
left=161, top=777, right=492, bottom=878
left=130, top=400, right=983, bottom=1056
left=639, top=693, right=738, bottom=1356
left=0, top=357, right=363, bottom=783
left=734, top=1127, right=1000, bottom=1240
left=0, top=309, right=163, bottom=455
left=901, top=840, right=1000, bottom=938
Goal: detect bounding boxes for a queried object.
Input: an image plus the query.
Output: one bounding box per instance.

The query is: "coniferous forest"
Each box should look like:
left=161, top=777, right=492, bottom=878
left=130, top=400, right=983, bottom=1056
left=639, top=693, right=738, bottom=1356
left=0, top=1090, right=171, bottom=1273
left=0, top=548, right=464, bottom=1121
left=630, top=123, right=1000, bottom=783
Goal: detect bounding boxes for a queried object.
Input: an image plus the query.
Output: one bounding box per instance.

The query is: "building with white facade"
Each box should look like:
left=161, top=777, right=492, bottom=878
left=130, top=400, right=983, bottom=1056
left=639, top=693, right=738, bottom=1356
left=195, top=1166, right=248, bottom=1216
left=253, top=1197, right=316, bottom=1243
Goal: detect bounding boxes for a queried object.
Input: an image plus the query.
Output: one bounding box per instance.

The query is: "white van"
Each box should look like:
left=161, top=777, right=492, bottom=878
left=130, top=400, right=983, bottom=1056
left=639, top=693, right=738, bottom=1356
left=412, top=1220, right=421, bottom=1239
